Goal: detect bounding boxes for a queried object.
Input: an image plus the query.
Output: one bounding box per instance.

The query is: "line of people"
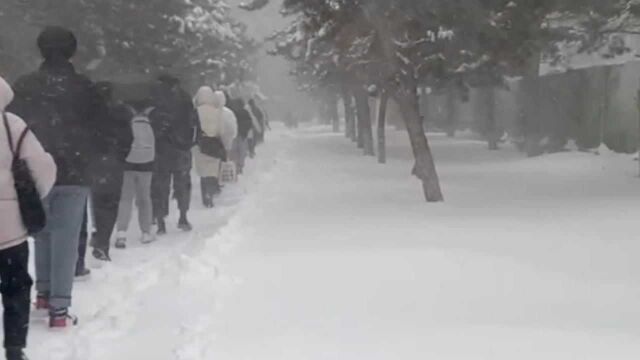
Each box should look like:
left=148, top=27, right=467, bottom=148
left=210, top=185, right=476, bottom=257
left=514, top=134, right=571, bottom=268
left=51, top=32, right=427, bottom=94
left=0, top=26, right=267, bottom=360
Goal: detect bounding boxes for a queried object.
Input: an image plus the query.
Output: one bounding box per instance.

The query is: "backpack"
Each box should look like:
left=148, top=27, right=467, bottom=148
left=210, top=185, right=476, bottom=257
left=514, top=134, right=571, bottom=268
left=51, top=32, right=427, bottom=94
left=3, top=113, right=47, bottom=235
left=125, top=107, right=156, bottom=164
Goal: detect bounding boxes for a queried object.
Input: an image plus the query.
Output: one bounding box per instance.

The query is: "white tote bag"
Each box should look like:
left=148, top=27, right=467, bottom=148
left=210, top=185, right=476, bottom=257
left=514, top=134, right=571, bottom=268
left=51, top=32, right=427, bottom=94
left=220, top=162, right=238, bottom=184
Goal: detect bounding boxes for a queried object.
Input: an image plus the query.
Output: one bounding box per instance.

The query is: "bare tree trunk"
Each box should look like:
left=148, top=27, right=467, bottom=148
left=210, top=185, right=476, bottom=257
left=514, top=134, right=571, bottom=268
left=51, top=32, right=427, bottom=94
left=360, top=8, right=442, bottom=201
left=394, top=85, right=444, bottom=202
left=354, top=88, right=365, bottom=148
left=342, top=88, right=357, bottom=141
left=355, top=88, right=375, bottom=155
left=519, top=51, right=543, bottom=157
left=356, top=105, right=364, bottom=149
left=377, top=91, right=389, bottom=164
left=636, top=85, right=640, bottom=177
left=483, top=87, right=499, bottom=150
left=445, top=85, right=456, bottom=138
left=599, top=66, right=614, bottom=148
left=329, top=92, right=340, bottom=133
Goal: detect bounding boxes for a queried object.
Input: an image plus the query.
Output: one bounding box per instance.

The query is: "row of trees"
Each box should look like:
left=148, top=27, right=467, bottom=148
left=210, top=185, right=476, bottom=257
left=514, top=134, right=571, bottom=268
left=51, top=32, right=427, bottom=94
left=0, top=0, right=257, bottom=88
left=245, top=0, right=640, bottom=202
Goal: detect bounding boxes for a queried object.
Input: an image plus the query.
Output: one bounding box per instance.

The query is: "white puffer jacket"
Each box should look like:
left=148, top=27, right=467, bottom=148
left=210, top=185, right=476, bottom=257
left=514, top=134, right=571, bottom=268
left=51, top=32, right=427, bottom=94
left=193, top=87, right=237, bottom=178
left=0, top=75, right=56, bottom=250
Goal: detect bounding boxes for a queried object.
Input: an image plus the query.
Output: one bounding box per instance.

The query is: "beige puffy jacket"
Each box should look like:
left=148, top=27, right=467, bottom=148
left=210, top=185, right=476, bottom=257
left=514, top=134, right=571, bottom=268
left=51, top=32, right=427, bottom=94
left=0, top=75, right=56, bottom=249
left=193, top=87, right=237, bottom=178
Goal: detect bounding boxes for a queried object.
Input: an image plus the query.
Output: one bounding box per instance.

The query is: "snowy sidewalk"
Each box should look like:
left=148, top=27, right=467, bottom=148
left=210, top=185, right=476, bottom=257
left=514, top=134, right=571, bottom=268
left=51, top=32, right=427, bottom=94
left=21, top=125, right=640, bottom=359
left=22, top=129, right=287, bottom=360
left=209, top=127, right=640, bottom=360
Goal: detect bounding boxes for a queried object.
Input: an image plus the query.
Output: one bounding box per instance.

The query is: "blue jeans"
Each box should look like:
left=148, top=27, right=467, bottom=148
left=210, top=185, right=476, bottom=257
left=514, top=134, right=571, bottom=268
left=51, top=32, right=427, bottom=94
left=34, top=186, right=89, bottom=310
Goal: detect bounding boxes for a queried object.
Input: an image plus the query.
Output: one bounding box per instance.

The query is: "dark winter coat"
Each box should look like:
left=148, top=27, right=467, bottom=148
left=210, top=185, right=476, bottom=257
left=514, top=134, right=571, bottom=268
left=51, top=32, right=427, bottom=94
left=249, top=100, right=265, bottom=142
left=228, top=99, right=252, bottom=140
left=8, top=59, right=107, bottom=186
left=249, top=101, right=264, bottom=129
left=87, top=82, right=133, bottom=192
left=151, top=78, right=197, bottom=172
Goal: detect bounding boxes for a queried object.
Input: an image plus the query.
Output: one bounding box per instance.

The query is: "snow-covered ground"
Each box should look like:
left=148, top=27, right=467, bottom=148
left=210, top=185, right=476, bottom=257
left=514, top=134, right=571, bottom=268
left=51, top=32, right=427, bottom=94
left=22, top=124, right=640, bottom=359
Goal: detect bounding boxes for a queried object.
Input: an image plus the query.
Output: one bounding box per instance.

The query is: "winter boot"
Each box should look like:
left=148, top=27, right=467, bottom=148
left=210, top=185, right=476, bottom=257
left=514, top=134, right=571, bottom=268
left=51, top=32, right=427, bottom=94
left=157, top=218, right=167, bottom=236
left=6, top=348, right=28, bottom=360
left=178, top=215, right=193, bottom=232
left=34, top=293, right=49, bottom=311
left=204, top=196, right=214, bottom=209
left=49, top=308, right=78, bottom=328
left=115, top=231, right=127, bottom=249
left=213, top=178, right=222, bottom=196
left=74, top=267, right=91, bottom=282
left=140, top=233, right=157, bottom=245
left=92, top=248, right=111, bottom=262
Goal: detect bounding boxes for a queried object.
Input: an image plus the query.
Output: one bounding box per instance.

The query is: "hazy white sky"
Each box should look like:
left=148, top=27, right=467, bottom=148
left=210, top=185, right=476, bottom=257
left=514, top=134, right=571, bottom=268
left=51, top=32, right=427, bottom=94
left=230, top=0, right=313, bottom=117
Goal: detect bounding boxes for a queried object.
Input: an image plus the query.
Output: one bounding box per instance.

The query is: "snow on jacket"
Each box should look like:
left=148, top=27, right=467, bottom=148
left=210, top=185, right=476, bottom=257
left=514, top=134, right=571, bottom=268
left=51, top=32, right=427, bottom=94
left=246, top=103, right=263, bottom=138
left=9, top=59, right=106, bottom=186
left=193, top=87, right=237, bottom=178
left=220, top=94, right=238, bottom=151
left=152, top=76, right=197, bottom=172
left=228, top=98, right=252, bottom=140
left=249, top=99, right=265, bottom=135
left=0, top=75, right=56, bottom=250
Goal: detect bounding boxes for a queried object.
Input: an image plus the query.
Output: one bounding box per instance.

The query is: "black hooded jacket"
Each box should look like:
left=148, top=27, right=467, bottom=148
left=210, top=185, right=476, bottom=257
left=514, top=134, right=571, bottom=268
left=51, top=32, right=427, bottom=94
left=9, top=59, right=107, bottom=186
left=227, top=99, right=252, bottom=140
left=9, top=27, right=107, bottom=186
left=151, top=77, right=197, bottom=172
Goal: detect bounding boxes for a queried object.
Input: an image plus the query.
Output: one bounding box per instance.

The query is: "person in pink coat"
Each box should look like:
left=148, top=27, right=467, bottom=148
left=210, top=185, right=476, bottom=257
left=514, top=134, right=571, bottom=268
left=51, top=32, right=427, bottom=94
left=0, top=74, right=56, bottom=360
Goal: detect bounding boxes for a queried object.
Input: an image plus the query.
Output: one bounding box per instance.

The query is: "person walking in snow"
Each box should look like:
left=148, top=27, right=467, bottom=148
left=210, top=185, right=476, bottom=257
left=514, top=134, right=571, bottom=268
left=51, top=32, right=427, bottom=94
left=0, top=75, right=56, bottom=360
left=75, top=211, right=92, bottom=280
left=248, top=98, right=265, bottom=153
left=193, top=87, right=237, bottom=208
left=114, top=100, right=157, bottom=248
left=227, top=97, right=252, bottom=175
left=151, top=75, right=197, bottom=234
left=88, top=82, right=133, bottom=262
left=9, top=26, right=107, bottom=328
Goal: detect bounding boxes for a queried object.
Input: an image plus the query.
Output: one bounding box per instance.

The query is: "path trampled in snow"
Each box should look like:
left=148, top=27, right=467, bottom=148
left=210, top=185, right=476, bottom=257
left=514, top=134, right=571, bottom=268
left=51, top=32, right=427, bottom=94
left=19, top=125, right=640, bottom=359
left=22, top=128, right=285, bottom=360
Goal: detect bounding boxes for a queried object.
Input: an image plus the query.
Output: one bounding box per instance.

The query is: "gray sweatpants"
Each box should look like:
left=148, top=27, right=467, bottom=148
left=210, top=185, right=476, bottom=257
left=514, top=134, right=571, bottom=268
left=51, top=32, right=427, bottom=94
left=116, top=171, right=153, bottom=234
left=230, top=137, right=248, bottom=171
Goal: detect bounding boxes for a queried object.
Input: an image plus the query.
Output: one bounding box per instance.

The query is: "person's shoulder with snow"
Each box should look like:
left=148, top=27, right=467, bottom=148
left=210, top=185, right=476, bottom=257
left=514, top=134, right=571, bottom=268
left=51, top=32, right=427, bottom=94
left=215, top=91, right=238, bottom=150
left=0, top=75, right=56, bottom=248
left=193, top=86, right=227, bottom=138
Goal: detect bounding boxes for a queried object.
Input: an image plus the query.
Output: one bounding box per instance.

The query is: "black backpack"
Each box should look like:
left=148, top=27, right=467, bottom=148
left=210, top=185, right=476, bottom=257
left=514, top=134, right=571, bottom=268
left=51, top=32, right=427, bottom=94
left=3, top=113, right=47, bottom=235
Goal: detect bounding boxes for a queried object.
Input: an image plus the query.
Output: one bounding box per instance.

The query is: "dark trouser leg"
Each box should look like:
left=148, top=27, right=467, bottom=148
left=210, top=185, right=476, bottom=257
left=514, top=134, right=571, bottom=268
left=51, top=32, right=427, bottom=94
left=92, top=200, right=118, bottom=255
left=248, top=138, right=256, bottom=158
left=76, top=212, right=88, bottom=273
left=152, top=170, right=171, bottom=221
left=201, top=177, right=217, bottom=206
left=173, top=170, right=192, bottom=218
left=200, top=177, right=209, bottom=206
left=0, top=242, right=33, bottom=350
left=91, top=185, right=121, bottom=254
left=213, top=177, right=221, bottom=195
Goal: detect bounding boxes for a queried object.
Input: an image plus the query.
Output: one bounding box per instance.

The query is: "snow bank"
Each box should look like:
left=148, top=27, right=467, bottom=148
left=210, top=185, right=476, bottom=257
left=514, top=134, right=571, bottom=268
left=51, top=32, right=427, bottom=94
left=18, top=124, right=640, bottom=359
left=21, top=127, right=289, bottom=360
left=210, top=126, right=640, bottom=360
